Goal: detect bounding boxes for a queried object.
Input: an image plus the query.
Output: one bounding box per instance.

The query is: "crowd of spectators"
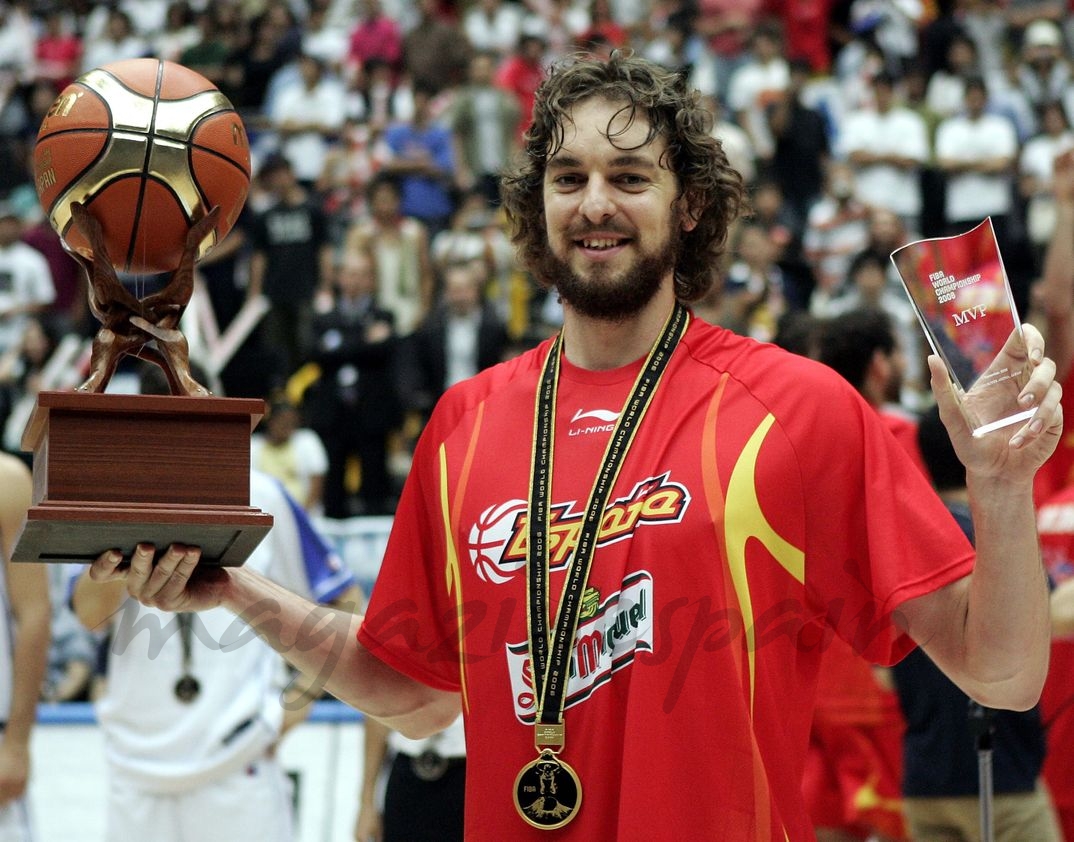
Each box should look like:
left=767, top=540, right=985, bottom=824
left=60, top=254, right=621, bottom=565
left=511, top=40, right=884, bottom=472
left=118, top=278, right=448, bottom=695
left=0, top=0, right=1072, bottom=511
left=3, top=5, right=1074, bottom=838
left=0, top=1, right=1065, bottom=453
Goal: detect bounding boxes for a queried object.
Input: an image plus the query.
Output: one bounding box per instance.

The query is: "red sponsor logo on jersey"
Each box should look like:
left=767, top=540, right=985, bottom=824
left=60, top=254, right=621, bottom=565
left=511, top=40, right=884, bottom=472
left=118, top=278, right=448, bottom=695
left=466, top=473, right=689, bottom=582
left=506, top=570, right=654, bottom=720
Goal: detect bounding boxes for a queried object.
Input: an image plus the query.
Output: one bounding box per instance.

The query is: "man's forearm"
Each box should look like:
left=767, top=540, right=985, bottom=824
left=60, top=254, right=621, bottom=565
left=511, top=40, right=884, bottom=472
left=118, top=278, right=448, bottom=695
left=962, top=473, right=1051, bottom=707
left=220, top=568, right=460, bottom=738
left=6, top=604, right=49, bottom=746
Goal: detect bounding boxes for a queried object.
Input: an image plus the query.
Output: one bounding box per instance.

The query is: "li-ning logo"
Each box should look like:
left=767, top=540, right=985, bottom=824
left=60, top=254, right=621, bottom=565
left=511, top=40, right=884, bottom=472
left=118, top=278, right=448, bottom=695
left=466, top=473, right=690, bottom=583
left=569, top=407, right=618, bottom=437
left=952, top=304, right=987, bottom=326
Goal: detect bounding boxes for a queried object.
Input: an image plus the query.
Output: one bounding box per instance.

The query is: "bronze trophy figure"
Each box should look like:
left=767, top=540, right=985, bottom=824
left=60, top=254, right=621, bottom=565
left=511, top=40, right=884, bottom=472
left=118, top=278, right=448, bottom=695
left=11, top=205, right=272, bottom=565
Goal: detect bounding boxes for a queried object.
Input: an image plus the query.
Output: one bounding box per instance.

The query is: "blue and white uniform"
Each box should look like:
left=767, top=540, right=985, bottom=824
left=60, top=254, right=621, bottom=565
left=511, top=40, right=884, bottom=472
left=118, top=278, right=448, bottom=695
left=97, top=472, right=355, bottom=842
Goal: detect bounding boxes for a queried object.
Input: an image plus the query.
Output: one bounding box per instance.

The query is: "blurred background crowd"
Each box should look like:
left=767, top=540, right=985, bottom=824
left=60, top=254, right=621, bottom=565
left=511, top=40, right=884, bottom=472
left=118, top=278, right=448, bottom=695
left=0, top=0, right=1072, bottom=519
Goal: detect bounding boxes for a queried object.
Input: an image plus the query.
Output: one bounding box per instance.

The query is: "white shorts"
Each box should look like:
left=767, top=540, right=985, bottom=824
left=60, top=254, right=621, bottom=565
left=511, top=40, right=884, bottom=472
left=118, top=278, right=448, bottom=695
left=106, top=757, right=294, bottom=842
left=0, top=797, right=34, bottom=841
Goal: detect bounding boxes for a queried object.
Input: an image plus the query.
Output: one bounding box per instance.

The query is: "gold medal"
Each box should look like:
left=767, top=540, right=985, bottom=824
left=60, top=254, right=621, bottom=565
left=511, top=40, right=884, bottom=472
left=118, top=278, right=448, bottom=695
left=516, top=304, right=688, bottom=830
left=514, top=749, right=582, bottom=830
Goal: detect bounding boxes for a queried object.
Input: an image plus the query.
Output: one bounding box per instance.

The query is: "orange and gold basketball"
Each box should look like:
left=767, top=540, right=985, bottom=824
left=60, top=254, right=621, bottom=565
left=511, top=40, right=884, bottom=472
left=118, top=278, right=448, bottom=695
left=33, top=58, right=250, bottom=275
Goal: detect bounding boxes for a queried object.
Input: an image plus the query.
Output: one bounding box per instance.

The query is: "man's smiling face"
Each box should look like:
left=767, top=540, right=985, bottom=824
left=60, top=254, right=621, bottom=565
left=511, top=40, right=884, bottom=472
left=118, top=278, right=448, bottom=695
left=537, top=97, right=694, bottom=321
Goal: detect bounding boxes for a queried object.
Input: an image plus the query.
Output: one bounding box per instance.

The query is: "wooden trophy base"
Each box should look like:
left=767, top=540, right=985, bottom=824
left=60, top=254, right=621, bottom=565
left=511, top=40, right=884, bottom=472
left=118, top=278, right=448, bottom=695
left=12, top=391, right=273, bottom=566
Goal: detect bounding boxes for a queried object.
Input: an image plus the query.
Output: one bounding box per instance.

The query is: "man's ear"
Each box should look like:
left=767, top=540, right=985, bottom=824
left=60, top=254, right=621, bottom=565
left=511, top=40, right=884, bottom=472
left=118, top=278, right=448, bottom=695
left=676, top=191, right=701, bottom=233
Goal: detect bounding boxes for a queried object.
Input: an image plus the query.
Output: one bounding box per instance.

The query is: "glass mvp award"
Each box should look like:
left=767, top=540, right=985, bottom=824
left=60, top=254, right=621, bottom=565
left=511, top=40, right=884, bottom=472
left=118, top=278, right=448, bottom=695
left=891, top=218, right=1034, bottom=437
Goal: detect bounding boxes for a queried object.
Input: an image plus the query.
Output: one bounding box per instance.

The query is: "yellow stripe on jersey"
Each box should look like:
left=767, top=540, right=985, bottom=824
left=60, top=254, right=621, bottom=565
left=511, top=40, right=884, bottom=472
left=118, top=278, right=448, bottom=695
left=703, top=379, right=809, bottom=840
left=702, top=378, right=774, bottom=839
left=439, top=402, right=486, bottom=715
left=439, top=443, right=469, bottom=713
left=725, top=412, right=806, bottom=713
left=727, top=414, right=805, bottom=588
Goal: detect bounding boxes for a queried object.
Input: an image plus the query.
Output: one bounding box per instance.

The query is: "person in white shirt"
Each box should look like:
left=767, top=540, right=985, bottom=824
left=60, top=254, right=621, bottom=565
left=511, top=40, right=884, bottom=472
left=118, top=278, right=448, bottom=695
left=270, top=54, right=348, bottom=188
left=838, top=70, right=930, bottom=236
left=924, top=31, right=980, bottom=120
left=804, top=161, right=871, bottom=310
left=151, top=2, right=199, bottom=64
left=463, top=0, right=523, bottom=57
left=0, top=3, right=35, bottom=85
left=300, top=4, right=351, bottom=71
left=250, top=399, right=329, bottom=517
left=1016, top=19, right=1072, bottom=118
left=726, top=22, right=789, bottom=164
left=849, top=0, right=924, bottom=73
left=75, top=361, right=362, bottom=842
left=933, top=73, right=1031, bottom=315
left=0, top=207, right=55, bottom=356
left=1020, top=99, right=1074, bottom=256
left=73, top=469, right=361, bottom=842
left=79, top=8, right=149, bottom=73
left=934, top=75, right=1018, bottom=233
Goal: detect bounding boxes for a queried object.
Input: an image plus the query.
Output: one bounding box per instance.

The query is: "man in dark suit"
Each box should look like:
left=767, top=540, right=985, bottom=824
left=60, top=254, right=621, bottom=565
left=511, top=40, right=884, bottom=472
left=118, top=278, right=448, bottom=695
left=401, top=260, right=508, bottom=420
left=305, top=249, right=402, bottom=517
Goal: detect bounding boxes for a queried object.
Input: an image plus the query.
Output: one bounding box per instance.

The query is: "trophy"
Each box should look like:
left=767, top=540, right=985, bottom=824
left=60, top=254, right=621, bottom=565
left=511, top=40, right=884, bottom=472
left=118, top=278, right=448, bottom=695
left=890, top=218, right=1035, bottom=437
left=10, top=205, right=273, bottom=566
left=12, top=58, right=273, bottom=565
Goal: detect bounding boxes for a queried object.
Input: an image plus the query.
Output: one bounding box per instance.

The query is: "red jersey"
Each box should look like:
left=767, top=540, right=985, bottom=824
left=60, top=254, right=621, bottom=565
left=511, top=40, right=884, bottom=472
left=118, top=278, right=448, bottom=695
left=1036, top=487, right=1074, bottom=814
left=358, top=318, right=974, bottom=840
left=1034, top=364, right=1074, bottom=506
left=812, top=634, right=904, bottom=727
left=881, top=408, right=928, bottom=478
left=769, top=0, right=834, bottom=71
left=806, top=633, right=907, bottom=840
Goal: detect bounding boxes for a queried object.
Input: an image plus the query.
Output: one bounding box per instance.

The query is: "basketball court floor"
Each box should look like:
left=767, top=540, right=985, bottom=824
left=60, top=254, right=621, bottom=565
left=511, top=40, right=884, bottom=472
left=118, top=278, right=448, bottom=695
left=29, top=701, right=367, bottom=842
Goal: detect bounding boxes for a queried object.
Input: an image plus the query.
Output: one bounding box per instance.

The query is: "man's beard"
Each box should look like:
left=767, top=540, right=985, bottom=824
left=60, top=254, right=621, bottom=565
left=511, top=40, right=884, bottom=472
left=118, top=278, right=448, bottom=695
left=534, top=235, right=679, bottom=322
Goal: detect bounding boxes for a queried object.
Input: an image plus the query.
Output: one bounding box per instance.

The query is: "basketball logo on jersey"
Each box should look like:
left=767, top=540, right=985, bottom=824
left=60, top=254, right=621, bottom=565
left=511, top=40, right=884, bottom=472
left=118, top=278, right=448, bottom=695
left=468, top=499, right=529, bottom=583
left=466, top=473, right=690, bottom=584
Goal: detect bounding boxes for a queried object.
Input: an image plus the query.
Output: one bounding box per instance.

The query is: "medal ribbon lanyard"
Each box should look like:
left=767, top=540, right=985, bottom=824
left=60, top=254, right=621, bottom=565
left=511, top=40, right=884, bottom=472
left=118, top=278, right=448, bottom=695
left=525, top=302, right=688, bottom=750
left=175, top=612, right=201, bottom=703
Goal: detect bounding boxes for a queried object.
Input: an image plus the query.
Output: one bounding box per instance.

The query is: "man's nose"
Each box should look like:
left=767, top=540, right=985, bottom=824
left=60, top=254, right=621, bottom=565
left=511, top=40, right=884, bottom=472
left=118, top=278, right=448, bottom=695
left=579, top=176, right=615, bottom=223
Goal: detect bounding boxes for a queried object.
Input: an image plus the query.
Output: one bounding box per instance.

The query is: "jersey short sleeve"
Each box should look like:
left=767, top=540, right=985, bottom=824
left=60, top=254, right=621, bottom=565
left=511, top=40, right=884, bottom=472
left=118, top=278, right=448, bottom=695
left=788, top=368, right=976, bottom=663
left=356, top=352, right=539, bottom=693
left=357, top=421, right=464, bottom=692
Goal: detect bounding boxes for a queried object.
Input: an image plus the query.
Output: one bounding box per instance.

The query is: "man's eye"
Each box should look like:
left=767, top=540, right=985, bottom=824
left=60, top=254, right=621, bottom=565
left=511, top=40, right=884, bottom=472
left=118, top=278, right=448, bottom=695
left=554, top=175, right=582, bottom=188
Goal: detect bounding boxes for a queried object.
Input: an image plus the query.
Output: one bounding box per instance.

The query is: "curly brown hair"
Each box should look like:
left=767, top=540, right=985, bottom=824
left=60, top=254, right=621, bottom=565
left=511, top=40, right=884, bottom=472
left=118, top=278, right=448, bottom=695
left=500, top=51, right=744, bottom=302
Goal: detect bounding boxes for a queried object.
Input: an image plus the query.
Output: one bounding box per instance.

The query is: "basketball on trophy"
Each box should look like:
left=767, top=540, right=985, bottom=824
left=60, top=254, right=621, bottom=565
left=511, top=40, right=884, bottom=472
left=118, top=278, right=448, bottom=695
left=32, top=57, right=250, bottom=275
